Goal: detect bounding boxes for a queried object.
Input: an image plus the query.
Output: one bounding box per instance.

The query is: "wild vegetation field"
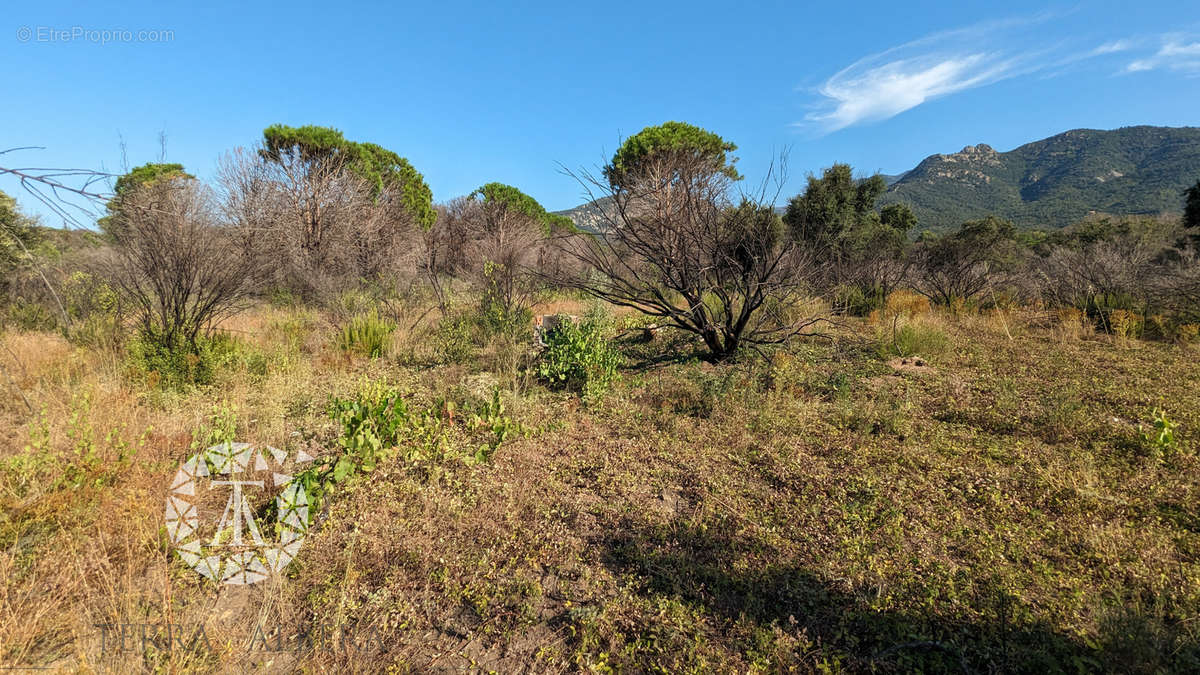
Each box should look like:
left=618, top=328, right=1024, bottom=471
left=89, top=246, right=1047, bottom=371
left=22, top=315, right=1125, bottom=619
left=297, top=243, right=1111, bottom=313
left=3, top=120, right=1200, bottom=673
left=1, top=290, right=1197, bottom=673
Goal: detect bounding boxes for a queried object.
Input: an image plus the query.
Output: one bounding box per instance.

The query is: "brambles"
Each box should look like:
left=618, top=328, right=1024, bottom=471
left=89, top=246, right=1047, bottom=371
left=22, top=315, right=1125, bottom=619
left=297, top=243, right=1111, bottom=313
left=467, top=388, right=530, bottom=463
left=295, top=382, right=528, bottom=515
left=536, top=310, right=621, bottom=403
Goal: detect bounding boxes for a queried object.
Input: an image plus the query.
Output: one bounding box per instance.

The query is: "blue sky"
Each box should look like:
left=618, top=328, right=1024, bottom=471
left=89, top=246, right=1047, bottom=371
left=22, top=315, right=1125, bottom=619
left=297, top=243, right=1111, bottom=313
left=2, top=0, right=1198, bottom=224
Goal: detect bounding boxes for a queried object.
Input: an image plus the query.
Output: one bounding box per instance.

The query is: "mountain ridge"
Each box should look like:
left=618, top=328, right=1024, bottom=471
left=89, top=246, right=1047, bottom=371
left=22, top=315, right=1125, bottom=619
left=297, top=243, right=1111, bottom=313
left=554, top=126, right=1200, bottom=231
left=881, top=125, right=1200, bottom=230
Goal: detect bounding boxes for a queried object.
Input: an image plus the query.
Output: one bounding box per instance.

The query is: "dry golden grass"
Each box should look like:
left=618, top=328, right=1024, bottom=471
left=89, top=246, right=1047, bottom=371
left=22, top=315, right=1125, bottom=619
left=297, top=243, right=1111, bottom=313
left=1, top=298, right=1197, bottom=672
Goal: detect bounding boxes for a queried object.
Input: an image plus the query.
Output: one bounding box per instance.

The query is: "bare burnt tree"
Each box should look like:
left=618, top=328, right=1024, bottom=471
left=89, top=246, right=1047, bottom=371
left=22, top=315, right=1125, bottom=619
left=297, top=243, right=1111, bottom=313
left=366, top=184, right=424, bottom=286
left=1, top=148, right=115, bottom=327
left=1157, top=249, right=1200, bottom=322
left=108, top=179, right=262, bottom=349
left=913, top=216, right=1021, bottom=306
left=446, top=192, right=547, bottom=321
left=418, top=203, right=464, bottom=315
left=1037, top=217, right=1176, bottom=314
left=217, top=148, right=416, bottom=303
left=555, top=152, right=819, bottom=360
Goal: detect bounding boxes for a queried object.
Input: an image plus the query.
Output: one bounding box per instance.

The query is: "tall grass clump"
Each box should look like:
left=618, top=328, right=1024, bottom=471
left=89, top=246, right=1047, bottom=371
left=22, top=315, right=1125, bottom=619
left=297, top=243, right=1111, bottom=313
left=878, top=320, right=950, bottom=359
left=871, top=290, right=950, bottom=359
left=335, top=312, right=395, bottom=358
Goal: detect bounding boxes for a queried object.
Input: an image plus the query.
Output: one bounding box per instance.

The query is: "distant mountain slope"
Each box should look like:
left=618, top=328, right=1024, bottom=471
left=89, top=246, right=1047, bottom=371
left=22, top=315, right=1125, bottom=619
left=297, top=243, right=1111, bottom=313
left=553, top=197, right=615, bottom=234
left=881, top=126, right=1200, bottom=230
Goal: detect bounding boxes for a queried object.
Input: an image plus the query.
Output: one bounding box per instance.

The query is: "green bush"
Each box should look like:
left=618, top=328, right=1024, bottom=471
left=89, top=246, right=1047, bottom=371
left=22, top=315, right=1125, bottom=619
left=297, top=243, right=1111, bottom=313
left=480, top=297, right=532, bottom=339
left=536, top=308, right=621, bottom=404
left=336, top=313, right=395, bottom=358
left=433, top=311, right=478, bottom=365
left=68, top=314, right=125, bottom=351
left=3, top=299, right=57, bottom=331
left=126, top=326, right=275, bottom=389
left=267, top=287, right=300, bottom=308
left=331, top=288, right=377, bottom=318
left=127, top=331, right=220, bottom=388
left=1078, top=293, right=1146, bottom=336
left=62, top=271, right=124, bottom=349
left=294, top=381, right=528, bottom=515
left=211, top=334, right=269, bottom=377
left=669, top=366, right=744, bottom=418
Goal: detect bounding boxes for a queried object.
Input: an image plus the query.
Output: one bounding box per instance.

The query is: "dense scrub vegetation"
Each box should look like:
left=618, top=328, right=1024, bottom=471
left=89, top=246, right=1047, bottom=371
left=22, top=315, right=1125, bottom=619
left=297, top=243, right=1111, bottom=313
left=1, top=122, right=1199, bottom=672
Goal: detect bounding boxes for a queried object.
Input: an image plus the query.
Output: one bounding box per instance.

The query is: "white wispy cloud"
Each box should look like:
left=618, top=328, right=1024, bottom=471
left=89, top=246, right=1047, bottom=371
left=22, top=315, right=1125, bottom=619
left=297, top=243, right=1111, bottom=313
left=1090, top=39, right=1134, bottom=55
left=1124, top=36, right=1200, bottom=73
left=806, top=53, right=1016, bottom=131
left=798, top=15, right=1153, bottom=133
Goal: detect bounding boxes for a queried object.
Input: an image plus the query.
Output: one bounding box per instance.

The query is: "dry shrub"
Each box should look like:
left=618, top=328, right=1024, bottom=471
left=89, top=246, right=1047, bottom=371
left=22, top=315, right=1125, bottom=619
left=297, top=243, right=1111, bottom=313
left=982, top=306, right=1023, bottom=339
left=766, top=351, right=810, bottom=397
left=1052, top=307, right=1093, bottom=342
left=868, top=289, right=930, bottom=325
left=108, top=178, right=263, bottom=367
left=1108, top=309, right=1143, bottom=340
left=1177, top=324, right=1200, bottom=345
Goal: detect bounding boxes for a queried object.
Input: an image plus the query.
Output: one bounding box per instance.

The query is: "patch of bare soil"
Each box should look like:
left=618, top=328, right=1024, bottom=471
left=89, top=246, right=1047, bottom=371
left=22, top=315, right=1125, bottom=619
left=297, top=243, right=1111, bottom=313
left=886, top=357, right=936, bottom=375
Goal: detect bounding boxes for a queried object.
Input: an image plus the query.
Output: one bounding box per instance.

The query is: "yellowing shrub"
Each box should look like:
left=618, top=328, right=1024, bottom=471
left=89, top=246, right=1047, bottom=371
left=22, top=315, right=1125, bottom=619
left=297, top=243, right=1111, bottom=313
left=1176, top=323, right=1199, bottom=345
left=1107, top=309, right=1142, bottom=340
left=885, top=290, right=931, bottom=318
left=868, top=290, right=931, bottom=326
left=1053, top=308, right=1092, bottom=342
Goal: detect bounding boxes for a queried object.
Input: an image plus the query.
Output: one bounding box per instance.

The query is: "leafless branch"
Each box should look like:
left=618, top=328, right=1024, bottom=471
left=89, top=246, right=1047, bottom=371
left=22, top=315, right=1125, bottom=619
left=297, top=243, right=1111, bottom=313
left=0, top=147, right=113, bottom=229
